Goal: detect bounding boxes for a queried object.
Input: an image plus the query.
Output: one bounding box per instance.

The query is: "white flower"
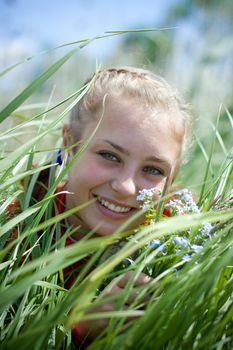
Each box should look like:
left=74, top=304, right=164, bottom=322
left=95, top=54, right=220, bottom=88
left=173, top=236, right=190, bottom=247
left=136, top=187, right=159, bottom=210
left=182, top=253, right=192, bottom=261
left=199, top=223, right=213, bottom=237
left=190, top=244, right=203, bottom=253
left=165, top=189, right=200, bottom=215
left=149, top=239, right=162, bottom=249
left=136, top=187, right=158, bottom=201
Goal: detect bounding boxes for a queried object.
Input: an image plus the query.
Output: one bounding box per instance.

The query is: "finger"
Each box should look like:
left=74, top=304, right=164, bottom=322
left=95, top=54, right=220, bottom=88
left=103, top=283, right=123, bottom=297
left=117, top=271, right=152, bottom=288
left=103, top=282, right=139, bottom=305
left=78, top=302, right=116, bottom=338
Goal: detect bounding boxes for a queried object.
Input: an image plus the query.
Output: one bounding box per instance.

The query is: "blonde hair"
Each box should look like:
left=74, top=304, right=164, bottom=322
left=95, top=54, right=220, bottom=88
left=70, top=66, right=193, bottom=161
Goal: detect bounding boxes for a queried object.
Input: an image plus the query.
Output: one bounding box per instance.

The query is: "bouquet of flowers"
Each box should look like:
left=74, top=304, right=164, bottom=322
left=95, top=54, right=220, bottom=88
left=115, top=188, right=214, bottom=278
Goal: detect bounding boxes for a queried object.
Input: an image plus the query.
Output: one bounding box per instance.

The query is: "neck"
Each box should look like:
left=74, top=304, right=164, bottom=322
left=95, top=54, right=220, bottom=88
left=64, top=192, right=89, bottom=238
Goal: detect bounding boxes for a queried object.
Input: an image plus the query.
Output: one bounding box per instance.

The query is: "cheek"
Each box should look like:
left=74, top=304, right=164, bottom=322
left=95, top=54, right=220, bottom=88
left=140, top=176, right=167, bottom=194
left=69, top=159, right=111, bottom=191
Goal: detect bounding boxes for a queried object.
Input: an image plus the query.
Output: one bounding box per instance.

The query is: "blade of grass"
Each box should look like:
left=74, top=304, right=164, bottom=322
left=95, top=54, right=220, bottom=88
left=0, top=49, right=78, bottom=123
left=0, top=79, right=90, bottom=177
left=0, top=28, right=171, bottom=78
left=198, top=105, right=222, bottom=205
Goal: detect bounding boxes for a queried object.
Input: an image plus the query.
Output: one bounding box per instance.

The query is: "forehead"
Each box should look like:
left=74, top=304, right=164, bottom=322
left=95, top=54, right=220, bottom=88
left=82, top=95, right=184, bottom=161
left=94, top=95, right=183, bottom=138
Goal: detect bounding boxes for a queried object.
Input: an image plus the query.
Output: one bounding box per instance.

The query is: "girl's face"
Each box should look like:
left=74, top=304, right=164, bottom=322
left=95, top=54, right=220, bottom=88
left=64, top=96, right=183, bottom=237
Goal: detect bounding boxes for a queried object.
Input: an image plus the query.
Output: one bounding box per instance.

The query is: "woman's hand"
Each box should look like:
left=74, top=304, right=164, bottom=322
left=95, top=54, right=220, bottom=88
left=74, top=271, right=152, bottom=339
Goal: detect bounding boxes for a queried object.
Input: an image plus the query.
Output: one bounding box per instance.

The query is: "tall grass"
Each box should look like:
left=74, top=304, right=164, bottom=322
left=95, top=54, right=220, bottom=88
left=0, top=31, right=232, bottom=349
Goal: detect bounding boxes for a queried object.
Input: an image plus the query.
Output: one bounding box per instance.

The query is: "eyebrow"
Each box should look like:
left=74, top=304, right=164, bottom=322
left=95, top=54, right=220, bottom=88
left=102, top=139, right=130, bottom=156
left=101, top=139, right=172, bottom=167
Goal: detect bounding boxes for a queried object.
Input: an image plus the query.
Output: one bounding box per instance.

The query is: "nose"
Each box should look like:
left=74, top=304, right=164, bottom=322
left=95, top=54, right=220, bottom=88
left=110, top=174, right=138, bottom=197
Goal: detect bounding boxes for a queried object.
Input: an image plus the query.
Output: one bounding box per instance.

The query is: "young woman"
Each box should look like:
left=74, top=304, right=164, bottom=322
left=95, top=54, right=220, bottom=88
left=57, top=66, right=192, bottom=344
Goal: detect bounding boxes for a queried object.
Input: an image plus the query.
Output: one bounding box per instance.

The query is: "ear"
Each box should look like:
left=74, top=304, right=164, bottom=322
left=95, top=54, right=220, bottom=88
left=62, top=124, right=72, bottom=148
left=62, top=124, right=74, bottom=161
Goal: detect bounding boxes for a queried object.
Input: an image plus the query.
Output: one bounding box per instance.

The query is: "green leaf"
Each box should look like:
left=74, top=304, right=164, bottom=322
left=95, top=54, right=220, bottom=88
left=0, top=207, right=40, bottom=238
left=0, top=49, right=77, bottom=123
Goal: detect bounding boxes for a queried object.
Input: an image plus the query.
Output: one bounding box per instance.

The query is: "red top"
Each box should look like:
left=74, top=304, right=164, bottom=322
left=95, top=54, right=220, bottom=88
left=7, top=188, right=172, bottom=349
left=55, top=191, right=90, bottom=348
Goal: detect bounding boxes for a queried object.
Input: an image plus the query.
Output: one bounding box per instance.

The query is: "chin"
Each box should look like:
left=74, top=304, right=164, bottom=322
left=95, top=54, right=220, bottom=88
left=95, top=228, right=117, bottom=237
left=95, top=223, right=136, bottom=237
left=88, top=217, right=143, bottom=237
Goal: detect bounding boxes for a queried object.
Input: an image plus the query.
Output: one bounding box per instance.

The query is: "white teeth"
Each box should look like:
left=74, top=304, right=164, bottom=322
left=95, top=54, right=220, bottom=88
left=98, top=197, right=131, bottom=213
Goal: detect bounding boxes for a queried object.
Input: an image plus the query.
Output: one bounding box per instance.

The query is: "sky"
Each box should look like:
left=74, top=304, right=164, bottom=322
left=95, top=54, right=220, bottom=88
left=0, top=0, right=176, bottom=57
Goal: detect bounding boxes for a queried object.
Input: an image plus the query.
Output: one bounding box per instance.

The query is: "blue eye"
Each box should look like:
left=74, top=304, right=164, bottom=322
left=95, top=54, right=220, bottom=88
left=143, top=166, right=164, bottom=176
left=98, top=151, right=120, bottom=162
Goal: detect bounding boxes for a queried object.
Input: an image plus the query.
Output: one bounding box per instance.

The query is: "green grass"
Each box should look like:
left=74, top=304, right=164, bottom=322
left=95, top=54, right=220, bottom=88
left=0, top=31, right=232, bottom=350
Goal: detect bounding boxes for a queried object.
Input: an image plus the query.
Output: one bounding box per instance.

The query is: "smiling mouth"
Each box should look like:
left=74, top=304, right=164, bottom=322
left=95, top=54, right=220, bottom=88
left=95, top=196, right=133, bottom=213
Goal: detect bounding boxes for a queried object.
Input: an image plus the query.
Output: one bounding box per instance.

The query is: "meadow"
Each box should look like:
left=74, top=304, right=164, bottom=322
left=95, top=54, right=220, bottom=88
left=0, top=30, right=232, bottom=349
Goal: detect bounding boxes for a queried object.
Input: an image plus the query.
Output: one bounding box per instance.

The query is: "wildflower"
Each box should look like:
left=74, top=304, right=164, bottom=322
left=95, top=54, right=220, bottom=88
left=165, top=199, right=184, bottom=215
left=182, top=253, right=192, bottom=262
left=149, top=239, right=162, bottom=249
left=136, top=187, right=157, bottom=202
left=199, top=222, right=213, bottom=238
left=165, top=189, right=200, bottom=215
left=136, top=187, right=160, bottom=211
left=173, top=236, right=190, bottom=248
left=131, top=187, right=214, bottom=277
left=190, top=244, right=203, bottom=253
